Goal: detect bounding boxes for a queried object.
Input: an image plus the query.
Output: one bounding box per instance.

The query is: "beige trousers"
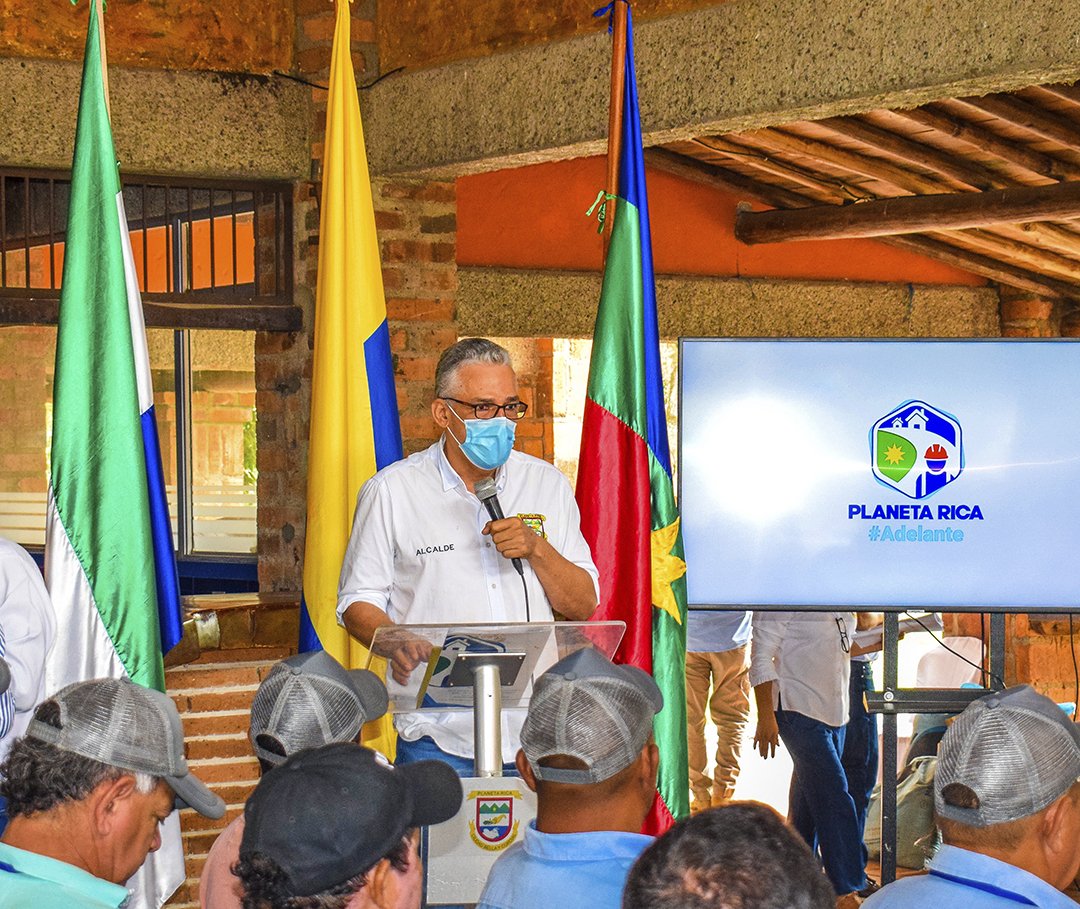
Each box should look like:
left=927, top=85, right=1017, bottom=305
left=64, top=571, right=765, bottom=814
left=685, top=645, right=751, bottom=807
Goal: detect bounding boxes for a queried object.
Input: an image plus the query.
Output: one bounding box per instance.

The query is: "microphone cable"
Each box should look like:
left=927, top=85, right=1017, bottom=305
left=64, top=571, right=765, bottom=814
left=520, top=569, right=531, bottom=624
left=903, top=610, right=1005, bottom=689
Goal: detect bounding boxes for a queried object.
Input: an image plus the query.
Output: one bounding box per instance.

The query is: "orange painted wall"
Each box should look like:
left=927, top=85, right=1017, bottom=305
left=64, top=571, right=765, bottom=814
left=0, top=0, right=294, bottom=73
left=456, top=156, right=985, bottom=286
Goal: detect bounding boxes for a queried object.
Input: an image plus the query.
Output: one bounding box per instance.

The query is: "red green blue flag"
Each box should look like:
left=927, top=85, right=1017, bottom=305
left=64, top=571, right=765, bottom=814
left=576, top=3, right=689, bottom=833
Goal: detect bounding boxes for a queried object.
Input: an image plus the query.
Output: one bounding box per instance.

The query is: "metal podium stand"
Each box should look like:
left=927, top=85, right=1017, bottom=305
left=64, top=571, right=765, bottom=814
left=369, top=620, right=626, bottom=905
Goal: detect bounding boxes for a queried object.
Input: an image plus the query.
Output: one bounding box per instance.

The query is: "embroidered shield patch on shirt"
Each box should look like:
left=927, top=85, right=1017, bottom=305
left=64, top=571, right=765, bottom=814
left=517, top=513, right=547, bottom=539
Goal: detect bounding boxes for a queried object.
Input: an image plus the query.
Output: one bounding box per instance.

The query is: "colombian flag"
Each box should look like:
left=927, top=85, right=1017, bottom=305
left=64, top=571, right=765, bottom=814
left=299, top=0, right=402, bottom=756
left=576, top=4, right=689, bottom=832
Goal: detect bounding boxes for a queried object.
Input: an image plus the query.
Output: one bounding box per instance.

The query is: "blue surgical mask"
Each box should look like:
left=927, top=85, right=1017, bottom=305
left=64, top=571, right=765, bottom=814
left=447, top=406, right=516, bottom=471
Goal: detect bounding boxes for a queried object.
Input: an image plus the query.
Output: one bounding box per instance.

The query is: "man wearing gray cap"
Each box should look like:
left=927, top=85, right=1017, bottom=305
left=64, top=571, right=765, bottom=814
left=0, top=677, right=225, bottom=909
left=476, top=648, right=662, bottom=909
left=200, top=650, right=389, bottom=909
left=864, top=685, right=1080, bottom=909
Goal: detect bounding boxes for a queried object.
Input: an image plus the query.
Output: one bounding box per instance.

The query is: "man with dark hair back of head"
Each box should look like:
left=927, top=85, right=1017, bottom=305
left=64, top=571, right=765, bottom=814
left=476, top=648, right=662, bottom=909
left=623, top=802, right=836, bottom=909
left=233, top=743, right=462, bottom=909
left=864, top=685, right=1080, bottom=909
left=0, top=677, right=224, bottom=909
left=201, top=650, right=389, bottom=909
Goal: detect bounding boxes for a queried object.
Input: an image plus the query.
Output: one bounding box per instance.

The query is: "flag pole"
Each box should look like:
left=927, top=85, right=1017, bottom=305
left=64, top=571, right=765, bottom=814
left=94, top=0, right=111, bottom=120
left=603, top=0, right=628, bottom=256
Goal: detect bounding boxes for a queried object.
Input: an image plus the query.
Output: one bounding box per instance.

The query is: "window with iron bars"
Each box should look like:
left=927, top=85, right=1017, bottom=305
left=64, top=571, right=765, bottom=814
left=0, top=169, right=292, bottom=314
left=0, top=170, right=291, bottom=580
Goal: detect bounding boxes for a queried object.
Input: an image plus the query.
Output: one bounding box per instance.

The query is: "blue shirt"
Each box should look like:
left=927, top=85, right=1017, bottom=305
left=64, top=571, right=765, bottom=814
left=863, top=844, right=1078, bottom=909
left=477, top=821, right=654, bottom=909
left=686, top=610, right=751, bottom=653
left=0, top=842, right=129, bottom=909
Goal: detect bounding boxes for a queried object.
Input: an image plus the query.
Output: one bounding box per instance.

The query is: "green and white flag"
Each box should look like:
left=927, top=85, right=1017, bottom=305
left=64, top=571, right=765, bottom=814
left=45, top=1, right=185, bottom=905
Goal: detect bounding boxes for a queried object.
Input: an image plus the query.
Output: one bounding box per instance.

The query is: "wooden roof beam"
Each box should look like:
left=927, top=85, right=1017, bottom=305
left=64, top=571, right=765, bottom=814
left=887, top=106, right=1078, bottom=183
left=744, top=128, right=952, bottom=195
left=956, top=94, right=1080, bottom=149
left=686, top=137, right=853, bottom=202
left=816, top=116, right=1000, bottom=191
left=888, top=234, right=1080, bottom=300
left=735, top=180, right=1080, bottom=245
left=646, top=149, right=1079, bottom=301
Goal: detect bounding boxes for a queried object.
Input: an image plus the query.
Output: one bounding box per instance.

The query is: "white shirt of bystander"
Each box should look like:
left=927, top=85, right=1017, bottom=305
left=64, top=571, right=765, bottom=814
left=749, top=611, right=853, bottom=727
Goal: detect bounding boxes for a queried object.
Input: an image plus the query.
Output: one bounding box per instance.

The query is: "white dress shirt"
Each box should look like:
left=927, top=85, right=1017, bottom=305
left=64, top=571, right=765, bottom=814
left=749, top=611, right=853, bottom=727
left=0, top=536, right=56, bottom=761
left=337, top=439, right=599, bottom=760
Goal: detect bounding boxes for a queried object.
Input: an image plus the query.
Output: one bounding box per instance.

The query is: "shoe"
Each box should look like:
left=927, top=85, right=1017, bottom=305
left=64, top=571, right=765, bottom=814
left=857, top=879, right=879, bottom=899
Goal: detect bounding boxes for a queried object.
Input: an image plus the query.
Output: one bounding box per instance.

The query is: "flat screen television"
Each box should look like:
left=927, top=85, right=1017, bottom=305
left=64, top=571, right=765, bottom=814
left=679, top=339, right=1080, bottom=612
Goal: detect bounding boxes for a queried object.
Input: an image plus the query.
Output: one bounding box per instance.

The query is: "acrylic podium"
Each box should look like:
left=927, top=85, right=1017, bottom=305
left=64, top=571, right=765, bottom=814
left=368, top=620, right=626, bottom=905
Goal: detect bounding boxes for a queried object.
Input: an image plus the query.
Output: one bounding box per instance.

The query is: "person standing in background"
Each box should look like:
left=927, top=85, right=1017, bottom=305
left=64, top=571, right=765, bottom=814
left=751, top=610, right=870, bottom=909
left=842, top=612, right=883, bottom=895
left=0, top=535, right=55, bottom=835
left=684, top=609, right=751, bottom=812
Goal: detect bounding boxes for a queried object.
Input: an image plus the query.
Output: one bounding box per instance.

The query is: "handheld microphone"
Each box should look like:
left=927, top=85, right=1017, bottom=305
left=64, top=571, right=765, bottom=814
left=475, top=477, right=524, bottom=577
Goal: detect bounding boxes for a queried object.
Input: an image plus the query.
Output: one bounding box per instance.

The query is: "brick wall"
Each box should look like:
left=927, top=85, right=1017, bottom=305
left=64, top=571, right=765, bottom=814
left=497, top=336, right=555, bottom=462
left=999, top=294, right=1060, bottom=336
left=166, top=598, right=300, bottom=908
left=256, top=0, right=466, bottom=589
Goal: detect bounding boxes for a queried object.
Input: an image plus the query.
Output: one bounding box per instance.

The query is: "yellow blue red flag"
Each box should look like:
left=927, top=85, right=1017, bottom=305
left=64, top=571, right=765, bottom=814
left=299, top=0, right=402, bottom=756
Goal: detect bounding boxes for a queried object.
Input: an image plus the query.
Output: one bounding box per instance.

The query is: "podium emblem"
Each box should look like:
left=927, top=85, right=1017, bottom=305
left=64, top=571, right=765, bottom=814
left=468, top=792, right=518, bottom=850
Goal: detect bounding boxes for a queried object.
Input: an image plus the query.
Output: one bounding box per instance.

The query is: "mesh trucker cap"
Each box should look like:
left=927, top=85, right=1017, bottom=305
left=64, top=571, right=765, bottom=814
left=935, top=684, right=1080, bottom=827
left=26, top=677, right=225, bottom=819
left=241, top=742, right=462, bottom=897
left=249, top=651, right=389, bottom=766
left=520, top=647, right=663, bottom=785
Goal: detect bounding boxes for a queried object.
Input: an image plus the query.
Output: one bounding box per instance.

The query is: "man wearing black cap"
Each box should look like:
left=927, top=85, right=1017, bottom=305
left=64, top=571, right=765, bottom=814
left=200, top=650, right=389, bottom=909
left=234, top=742, right=462, bottom=909
left=476, top=648, right=662, bottom=909
left=0, top=677, right=225, bottom=909
left=865, top=685, right=1080, bottom=909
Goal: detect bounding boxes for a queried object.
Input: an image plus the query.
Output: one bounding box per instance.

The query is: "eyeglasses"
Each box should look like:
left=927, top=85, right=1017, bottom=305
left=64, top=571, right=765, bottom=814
left=442, top=397, right=529, bottom=421
left=836, top=617, right=851, bottom=654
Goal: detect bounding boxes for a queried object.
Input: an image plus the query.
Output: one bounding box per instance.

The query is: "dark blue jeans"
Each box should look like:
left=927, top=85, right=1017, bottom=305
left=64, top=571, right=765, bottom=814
left=842, top=659, right=879, bottom=868
left=777, top=708, right=867, bottom=895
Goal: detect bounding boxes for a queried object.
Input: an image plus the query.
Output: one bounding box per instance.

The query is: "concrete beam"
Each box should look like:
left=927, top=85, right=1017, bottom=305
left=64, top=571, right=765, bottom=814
left=458, top=267, right=1001, bottom=339
left=0, top=58, right=311, bottom=180
left=366, top=0, right=1080, bottom=177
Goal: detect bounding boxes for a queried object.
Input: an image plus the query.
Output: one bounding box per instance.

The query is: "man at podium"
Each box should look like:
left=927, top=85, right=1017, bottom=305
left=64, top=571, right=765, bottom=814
left=338, top=338, right=599, bottom=772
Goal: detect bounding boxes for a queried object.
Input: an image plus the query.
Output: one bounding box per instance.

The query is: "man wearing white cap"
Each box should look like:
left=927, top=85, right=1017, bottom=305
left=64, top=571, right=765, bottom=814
left=0, top=677, right=225, bottom=909
left=476, top=648, right=662, bottom=909
left=865, top=685, right=1080, bottom=909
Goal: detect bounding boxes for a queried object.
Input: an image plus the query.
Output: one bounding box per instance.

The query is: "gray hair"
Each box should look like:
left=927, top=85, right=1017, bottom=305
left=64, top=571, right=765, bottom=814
left=434, top=338, right=512, bottom=398
left=0, top=706, right=158, bottom=818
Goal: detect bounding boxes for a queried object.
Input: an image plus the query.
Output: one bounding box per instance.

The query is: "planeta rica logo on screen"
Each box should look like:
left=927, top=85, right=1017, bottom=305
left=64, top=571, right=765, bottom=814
left=871, top=400, right=962, bottom=499
left=848, top=400, right=984, bottom=527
